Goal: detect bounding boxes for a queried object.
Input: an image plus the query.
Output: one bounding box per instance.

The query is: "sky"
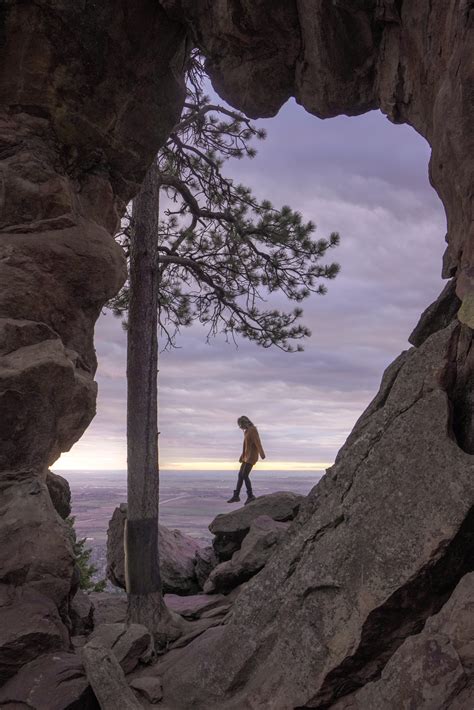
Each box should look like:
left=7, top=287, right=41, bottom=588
left=54, top=99, right=447, bottom=473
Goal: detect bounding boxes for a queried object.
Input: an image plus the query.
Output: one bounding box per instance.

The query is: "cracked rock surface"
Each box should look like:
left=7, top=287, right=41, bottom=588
left=157, top=323, right=474, bottom=708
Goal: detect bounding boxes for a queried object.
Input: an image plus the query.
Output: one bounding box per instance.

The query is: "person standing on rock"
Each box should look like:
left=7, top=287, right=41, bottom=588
left=227, top=416, right=265, bottom=505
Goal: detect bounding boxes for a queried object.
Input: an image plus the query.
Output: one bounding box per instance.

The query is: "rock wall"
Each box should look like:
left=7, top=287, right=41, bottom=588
left=0, top=0, right=186, bottom=669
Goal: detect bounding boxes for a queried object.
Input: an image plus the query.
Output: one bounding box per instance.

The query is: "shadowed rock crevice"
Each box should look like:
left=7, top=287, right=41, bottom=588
left=409, top=279, right=461, bottom=348
left=303, top=505, right=474, bottom=709
left=440, top=323, right=474, bottom=454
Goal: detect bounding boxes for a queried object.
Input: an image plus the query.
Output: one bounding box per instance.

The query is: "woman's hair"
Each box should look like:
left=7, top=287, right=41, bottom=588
left=237, top=416, right=254, bottom=429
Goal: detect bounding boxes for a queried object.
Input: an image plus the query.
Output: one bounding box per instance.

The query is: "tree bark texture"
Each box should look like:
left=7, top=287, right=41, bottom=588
left=126, top=165, right=163, bottom=632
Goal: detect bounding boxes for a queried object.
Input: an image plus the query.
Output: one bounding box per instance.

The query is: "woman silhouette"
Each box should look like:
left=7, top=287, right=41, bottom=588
left=227, top=416, right=266, bottom=505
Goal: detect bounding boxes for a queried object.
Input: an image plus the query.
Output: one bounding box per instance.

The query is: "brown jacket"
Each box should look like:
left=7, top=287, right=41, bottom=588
left=240, top=425, right=265, bottom=466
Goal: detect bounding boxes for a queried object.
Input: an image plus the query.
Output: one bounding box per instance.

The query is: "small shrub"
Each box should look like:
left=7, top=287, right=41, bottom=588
left=66, top=516, right=107, bottom=593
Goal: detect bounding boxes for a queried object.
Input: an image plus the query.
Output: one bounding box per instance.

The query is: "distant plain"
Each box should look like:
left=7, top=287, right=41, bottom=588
left=60, top=469, right=322, bottom=580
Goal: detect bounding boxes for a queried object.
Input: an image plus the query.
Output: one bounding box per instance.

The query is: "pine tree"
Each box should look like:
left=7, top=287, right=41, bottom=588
left=67, top=516, right=106, bottom=593
left=110, top=52, right=339, bottom=643
left=111, top=52, right=340, bottom=351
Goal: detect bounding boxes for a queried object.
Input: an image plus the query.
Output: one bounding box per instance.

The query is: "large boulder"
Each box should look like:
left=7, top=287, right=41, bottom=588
left=107, top=504, right=201, bottom=595
left=204, top=516, right=290, bottom=594
left=209, top=492, right=303, bottom=561
left=0, top=652, right=98, bottom=710
left=160, top=525, right=201, bottom=596
left=157, top=323, right=474, bottom=708
left=332, top=572, right=474, bottom=709
left=0, top=585, right=69, bottom=684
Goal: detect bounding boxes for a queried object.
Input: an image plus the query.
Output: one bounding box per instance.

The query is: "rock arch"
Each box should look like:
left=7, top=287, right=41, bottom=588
left=0, top=0, right=472, bottom=704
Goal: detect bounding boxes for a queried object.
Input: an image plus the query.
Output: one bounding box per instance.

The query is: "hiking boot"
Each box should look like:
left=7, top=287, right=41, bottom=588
left=244, top=493, right=256, bottom=505
left=227, top=491, right=240, bottom=503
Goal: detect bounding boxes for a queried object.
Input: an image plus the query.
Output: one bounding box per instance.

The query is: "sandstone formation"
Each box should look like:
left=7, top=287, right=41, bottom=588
left=210, top=491, right=304, bottom=561
left=1, top=0, right=473, bottom=706
left=0, top=0, right=187, bottom=673
left=204, top=515, right=290, bottom=594
left=332, top=572, right=474, bottom=709
left=156, top=322, right=474, bottom=708
left=107, top=504, right=202, bottom=594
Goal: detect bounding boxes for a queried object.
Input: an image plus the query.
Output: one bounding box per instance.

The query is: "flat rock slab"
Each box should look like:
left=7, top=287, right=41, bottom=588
left=0, top=651, right=98, bottom=710
left=164, top=593, right=228, bottom=619
left=89, top=623, right=152, bottom=674
left=209, top=492, right=303, bottom=561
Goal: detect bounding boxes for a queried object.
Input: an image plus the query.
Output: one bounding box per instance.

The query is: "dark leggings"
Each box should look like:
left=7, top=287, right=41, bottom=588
left=236, top=462, right=253, bottom=494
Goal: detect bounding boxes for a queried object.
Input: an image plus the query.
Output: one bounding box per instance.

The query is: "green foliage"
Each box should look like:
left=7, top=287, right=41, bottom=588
left=110, top=51, right=340, bottom=352
left=67, top=516, right=106, bottom=593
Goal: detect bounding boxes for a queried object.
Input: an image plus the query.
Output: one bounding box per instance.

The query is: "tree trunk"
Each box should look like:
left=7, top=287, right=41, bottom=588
left=126, top=165, right=166, bottom=633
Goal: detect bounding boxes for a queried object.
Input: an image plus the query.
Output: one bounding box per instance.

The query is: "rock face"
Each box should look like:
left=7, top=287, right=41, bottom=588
left=157, top=323, right=474, bottom=708
left=0, top=0, right=186, bottom=656
left=332, top=572, right=474, bottom=710
left=107, top=504, right=201, bottom=594
left=210, top=492, right=303, bottom=561
left=160, top=0, right=474, bottom=315
left=0, top=652, right=98, bottom=710
left=204, top=516, right=290, bottom=594
left=89, top=623, right=153, bottom=674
